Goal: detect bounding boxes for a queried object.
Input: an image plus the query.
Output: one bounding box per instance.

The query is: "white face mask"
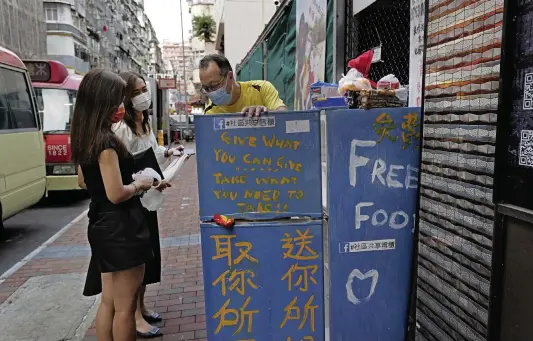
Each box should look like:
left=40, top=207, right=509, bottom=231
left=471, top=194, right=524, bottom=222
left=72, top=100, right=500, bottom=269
left=131, top=92, right=151, bottom=112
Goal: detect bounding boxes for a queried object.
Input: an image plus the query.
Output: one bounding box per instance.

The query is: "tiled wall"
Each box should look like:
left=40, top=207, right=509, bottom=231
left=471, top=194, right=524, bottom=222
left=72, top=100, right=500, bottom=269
left=416, top=0, right=503, bottom=340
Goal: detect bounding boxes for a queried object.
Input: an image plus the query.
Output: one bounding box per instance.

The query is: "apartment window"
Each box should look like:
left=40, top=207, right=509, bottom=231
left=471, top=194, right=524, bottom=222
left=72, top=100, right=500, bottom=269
left=44, top=2, right=59, bottom=21
left=72, top=13, right=85, bottom=30
left=74, top=44, right=89, bottom=62
left=88, top=37, right=99, bottom=51
left=0, top=67, right=37, bottom=130
left=72, top=13, right=79, bottom=27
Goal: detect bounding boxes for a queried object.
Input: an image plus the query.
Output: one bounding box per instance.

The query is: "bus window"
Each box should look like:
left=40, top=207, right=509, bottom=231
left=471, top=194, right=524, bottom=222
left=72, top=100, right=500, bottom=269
left=0, top=67, right=37, bottom=130
left=34, top=88, right=76, bottom=133
left=0, top=106, right=8, bottom=130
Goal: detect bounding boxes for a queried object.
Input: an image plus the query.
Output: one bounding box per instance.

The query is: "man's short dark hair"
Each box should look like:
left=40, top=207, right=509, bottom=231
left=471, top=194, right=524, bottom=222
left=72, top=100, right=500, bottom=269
left=199, top=54, right=233, bottom=75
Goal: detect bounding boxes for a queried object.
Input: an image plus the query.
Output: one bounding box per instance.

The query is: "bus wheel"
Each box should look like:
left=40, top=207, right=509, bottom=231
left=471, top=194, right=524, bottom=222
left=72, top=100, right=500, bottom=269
left=40, top=188, right=48, bottom=203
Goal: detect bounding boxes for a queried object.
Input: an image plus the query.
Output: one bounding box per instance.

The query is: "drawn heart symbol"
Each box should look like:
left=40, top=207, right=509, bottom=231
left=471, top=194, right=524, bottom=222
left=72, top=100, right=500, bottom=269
left=345, top=268, right=379, bottom=305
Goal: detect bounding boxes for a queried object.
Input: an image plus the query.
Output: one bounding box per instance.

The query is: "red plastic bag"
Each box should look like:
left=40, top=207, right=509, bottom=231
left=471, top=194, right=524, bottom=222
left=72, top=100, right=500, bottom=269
left=213, top=214, right=235, bottom=229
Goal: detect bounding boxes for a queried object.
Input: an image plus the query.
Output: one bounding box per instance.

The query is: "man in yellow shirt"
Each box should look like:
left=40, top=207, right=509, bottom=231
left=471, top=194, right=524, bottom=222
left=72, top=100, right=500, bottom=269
left=199, top=54, right=288, bottom=116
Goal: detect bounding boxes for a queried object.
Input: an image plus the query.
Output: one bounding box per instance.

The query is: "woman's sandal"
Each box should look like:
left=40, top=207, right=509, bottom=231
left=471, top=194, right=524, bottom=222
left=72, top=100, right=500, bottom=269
left=137, top=326, right=163, bottom=339
left=142, top=311, right=163, bottom=323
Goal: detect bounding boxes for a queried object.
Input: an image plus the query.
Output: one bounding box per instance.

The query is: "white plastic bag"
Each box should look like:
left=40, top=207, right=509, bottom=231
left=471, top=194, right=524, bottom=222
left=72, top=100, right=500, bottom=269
left=377, top=74, right=400, bottom=90
left=133, top=167, right=161, bottom=182
left=377, top=74, right=407, bottom=102
left=132, top=168, right=165, bottom=211
left=395, top=88, right=408, bottom=102
left=338, top=68, right=372, bottom=95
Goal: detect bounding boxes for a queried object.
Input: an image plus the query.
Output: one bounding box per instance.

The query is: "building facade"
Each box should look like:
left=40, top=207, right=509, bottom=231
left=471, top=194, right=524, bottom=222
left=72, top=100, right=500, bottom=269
left=41, top=0, right=162, bottom=75
left=187, top=0, right=216, bottom=87
left=1, top=0, right=163, bottom=76
left=0, top=0, right=47, bottom=59
left=43, top=0, right=90, bottom=74
left=161, top=41, right=196, bottom=96
left=213, top=0, right=277, bottom=70
left=147, top=17, right=163, bottom=75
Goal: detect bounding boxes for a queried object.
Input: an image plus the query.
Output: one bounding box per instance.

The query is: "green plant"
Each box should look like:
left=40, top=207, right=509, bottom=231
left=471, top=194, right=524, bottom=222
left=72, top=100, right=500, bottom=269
left=192, top=14, right=216, bottom=42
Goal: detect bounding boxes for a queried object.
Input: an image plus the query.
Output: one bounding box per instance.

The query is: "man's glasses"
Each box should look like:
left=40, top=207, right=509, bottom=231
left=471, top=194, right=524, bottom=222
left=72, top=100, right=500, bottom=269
left=201, top=75, right=227, bottom=94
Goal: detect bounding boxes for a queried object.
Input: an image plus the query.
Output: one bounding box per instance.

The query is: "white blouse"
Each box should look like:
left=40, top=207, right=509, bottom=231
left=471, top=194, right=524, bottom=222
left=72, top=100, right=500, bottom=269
left=112, top=120, right=168, bottom=167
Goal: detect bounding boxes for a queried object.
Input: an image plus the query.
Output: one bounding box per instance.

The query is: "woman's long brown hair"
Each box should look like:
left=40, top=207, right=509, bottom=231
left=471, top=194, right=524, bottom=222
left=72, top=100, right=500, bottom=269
left=70, top=69, right=127, bottom=164
left=119, top=71, right=151, bottom=136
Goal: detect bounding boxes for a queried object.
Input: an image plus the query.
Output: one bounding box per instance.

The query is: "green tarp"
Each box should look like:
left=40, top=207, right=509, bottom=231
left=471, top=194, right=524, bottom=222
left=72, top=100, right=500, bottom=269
left=249, top=45, right=264, bottom=80
left=237, top=0, right=335, bottom=109
left=238, top=61, right=250, bottom=81
left=239, top=45, right=263, bottom=82
left=266, top=3, right=296, bottom=109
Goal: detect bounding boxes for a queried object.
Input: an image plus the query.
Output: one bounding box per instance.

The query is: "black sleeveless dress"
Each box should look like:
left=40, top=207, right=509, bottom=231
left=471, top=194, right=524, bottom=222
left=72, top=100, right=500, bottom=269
left=81, top=140, right=153, bottom=281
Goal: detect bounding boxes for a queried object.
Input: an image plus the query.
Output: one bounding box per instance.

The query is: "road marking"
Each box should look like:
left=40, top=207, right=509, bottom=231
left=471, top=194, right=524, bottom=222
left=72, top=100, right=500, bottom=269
left=0, top=209, right=88, bottom=284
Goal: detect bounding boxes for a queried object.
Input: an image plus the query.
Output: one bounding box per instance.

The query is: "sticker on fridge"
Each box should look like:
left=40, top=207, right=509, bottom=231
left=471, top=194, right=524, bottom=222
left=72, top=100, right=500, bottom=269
left=339, top=239, right=396, bottom=253
left=213, top=117, right=276, bottom=130
left=286, top=120, right=310, bottom=134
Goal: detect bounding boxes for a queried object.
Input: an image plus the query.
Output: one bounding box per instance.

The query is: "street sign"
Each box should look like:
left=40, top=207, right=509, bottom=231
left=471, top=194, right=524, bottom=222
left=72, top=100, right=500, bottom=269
left=158, top=78, right=176, bottom=89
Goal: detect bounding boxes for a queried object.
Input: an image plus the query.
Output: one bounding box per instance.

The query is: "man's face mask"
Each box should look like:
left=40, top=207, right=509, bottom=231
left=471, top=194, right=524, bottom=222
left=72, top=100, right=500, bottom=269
left=206, top=77, right=231, bottom=106
left=111, top=103, right=125, bottom=123
left=131, top=92, right=152, bottom=112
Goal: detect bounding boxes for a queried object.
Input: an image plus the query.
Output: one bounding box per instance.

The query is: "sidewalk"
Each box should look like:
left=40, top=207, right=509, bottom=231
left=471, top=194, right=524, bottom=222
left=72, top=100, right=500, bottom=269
left=0, top=156, right=206, bottom=341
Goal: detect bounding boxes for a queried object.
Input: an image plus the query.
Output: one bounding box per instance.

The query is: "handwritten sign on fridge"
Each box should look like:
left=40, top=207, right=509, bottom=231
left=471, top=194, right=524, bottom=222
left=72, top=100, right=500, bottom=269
left=195, top=112, right=322, bottom=220
left=201, top=222, right=325, bottom=341
left=325, top=107, right=421, bottom=340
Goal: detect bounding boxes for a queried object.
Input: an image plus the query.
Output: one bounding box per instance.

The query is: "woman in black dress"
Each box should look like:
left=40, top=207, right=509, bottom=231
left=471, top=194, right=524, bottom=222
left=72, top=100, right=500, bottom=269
left=116, top=71, right=182, bottom=337
left=71, top=69, right=154, bottom=341
left=83, top=71, right=180, bottom=338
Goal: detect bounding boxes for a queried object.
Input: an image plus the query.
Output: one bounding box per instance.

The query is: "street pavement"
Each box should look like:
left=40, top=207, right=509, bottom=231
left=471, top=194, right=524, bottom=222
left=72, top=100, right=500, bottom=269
left=0, top=154, right=206, bottom=341
left=0, top=192, right=90, bottom=274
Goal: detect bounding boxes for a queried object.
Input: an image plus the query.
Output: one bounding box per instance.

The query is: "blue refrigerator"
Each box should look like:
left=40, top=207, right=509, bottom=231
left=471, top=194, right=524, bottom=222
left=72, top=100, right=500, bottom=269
left=323, top=107, right=422, bottom=340
left=195, top=111, right=325, bottom=341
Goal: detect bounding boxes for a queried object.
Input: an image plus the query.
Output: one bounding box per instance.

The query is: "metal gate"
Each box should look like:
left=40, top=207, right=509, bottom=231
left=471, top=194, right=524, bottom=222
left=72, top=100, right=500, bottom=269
left=415, top=0, right=504, bottom=340
left=344, top=0, right=410, bottom=84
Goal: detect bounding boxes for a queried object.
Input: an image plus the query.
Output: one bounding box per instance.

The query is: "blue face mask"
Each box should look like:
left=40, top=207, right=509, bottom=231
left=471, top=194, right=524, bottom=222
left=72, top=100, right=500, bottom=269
left=207, top=78, right=231, bottom=106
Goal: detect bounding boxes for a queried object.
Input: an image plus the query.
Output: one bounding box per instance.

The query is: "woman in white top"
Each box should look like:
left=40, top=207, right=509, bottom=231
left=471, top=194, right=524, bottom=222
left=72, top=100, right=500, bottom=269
left=112, top=97, right=174, bottom=168
left=83, top=71, right=182, bottom=338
